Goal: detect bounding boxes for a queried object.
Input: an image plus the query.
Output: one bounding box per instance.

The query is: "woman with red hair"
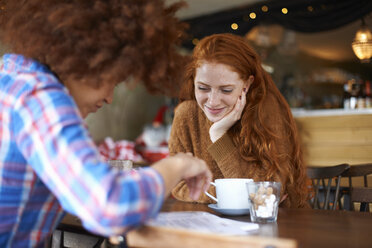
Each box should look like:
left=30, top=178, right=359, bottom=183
left=169, top=33, right=309, bottom=208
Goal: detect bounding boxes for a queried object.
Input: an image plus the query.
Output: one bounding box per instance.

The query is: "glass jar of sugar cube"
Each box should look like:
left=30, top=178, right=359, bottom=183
left=246, top=181, right=281, bottom=223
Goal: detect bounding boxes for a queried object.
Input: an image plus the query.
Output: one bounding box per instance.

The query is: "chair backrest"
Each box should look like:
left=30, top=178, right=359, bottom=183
left=341, top=163, right=372, bottom=211
left=307, top=163, right=350, bottom=210
left=350, top=187, right=372, bottom=212
left=341, top=163, right=372, bottom=187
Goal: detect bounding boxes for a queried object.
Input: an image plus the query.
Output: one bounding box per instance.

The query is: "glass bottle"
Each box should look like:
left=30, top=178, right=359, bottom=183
left=343, top=82, right=351, bottom=109
left=349, top=80, right=358, bottom=109
left=357, top=81, right=366, bottom=109
left=365, top=81, right=371, bottom=108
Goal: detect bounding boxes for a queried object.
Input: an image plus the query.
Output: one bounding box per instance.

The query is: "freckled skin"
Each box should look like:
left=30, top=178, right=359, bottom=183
left=194, top=62, right=248, bottom=123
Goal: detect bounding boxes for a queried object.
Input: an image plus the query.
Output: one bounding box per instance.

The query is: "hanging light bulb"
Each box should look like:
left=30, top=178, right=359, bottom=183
left=352, top=19, right=372, bottom=63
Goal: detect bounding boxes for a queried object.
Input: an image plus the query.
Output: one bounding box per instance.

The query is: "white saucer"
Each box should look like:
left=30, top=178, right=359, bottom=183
left=208, top=204, right=250, bottom=216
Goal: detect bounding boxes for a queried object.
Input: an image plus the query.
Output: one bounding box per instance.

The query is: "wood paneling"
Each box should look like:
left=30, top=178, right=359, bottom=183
left=300, top=129, right=372, bottom=144
left=295, top=113, right=372, bottom=185
left=296, top=114, right=372, bottom=129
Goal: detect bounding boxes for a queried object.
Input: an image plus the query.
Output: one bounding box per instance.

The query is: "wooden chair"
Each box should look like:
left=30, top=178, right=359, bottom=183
left=48, top=214, right=129, bottom=248
left=350, top=187, right=372, bottom=212
left=341, top=163, right=372, bottom=211
left=307, top=163, right=350, bottom=210
left=49, top=224, right=105, bottom=248
left=48, top=215, right=106, bottom=248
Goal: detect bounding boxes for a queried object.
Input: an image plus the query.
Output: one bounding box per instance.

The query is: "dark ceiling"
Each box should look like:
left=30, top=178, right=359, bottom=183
left=180, top=0, right=372, bottom=62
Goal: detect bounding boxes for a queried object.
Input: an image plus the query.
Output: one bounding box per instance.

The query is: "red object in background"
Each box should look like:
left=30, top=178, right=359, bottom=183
left=98, top=137, right=144, bottom=162
left=136, top=146, right=169, bottom=163
left=135, top=124, right=170, bottom=163
left=134, top=105, right=170, bottom=163
left=98, top=137, right=169, bottom=164
left=98, top=104, right=172, bottom=164
left=152, top=105, right=168, bottom=126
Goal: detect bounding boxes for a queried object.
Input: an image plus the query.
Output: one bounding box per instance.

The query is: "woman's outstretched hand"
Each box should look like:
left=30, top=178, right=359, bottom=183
left=209, top=88, right=247, bottom=142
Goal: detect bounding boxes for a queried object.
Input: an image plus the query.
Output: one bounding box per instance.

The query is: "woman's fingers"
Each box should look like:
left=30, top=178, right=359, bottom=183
left=233, top=89, right=247, bottom=119
left=224, top=88, right=247, bottom=122
left=208, top=88, right=247, bottom=142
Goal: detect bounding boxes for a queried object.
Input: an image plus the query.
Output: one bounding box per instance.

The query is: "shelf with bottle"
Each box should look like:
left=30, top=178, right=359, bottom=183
left=343, top=79, right=372, bottom=110
left=297, top=81, right=343, bottom=109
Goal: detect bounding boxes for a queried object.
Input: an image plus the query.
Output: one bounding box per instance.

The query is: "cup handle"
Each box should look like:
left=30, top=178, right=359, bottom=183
left=204, top=182, right=218, bottom=202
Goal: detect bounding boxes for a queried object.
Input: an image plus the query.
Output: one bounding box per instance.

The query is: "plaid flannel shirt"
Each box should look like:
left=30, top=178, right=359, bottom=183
left=0, top=54, right=164, bottom=248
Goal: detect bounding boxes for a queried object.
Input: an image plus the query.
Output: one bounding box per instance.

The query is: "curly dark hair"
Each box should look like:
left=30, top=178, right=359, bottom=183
left=0, top=0, right=188, bottom=95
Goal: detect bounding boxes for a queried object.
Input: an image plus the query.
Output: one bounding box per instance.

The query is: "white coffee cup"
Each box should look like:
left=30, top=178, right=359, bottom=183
left=205, top=178, right=253, bottom=209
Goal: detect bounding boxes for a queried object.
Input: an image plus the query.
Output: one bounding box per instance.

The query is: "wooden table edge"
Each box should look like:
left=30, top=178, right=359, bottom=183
left=127, top=224, right=297, bottom=248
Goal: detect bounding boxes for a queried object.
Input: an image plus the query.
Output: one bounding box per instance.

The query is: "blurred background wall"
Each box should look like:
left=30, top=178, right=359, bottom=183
left=85, top=83, right=167, bottom=143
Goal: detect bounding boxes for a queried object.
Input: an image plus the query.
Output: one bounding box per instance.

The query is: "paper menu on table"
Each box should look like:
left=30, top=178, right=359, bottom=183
left=146, top=211, right=259, bottom=236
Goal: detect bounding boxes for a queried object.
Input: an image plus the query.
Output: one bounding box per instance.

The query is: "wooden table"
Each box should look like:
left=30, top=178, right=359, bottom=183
left=126, top=198, right=372, bottom=248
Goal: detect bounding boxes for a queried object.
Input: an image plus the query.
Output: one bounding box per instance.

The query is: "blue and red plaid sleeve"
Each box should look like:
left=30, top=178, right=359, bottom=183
left=3, top=54, right=165, bottom=237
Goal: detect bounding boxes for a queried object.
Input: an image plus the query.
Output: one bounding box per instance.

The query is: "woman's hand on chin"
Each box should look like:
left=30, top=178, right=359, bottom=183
left=209, top=88, right=247, bottom=142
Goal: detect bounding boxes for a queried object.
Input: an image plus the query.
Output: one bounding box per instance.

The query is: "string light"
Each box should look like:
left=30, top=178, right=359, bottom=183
left=231, top=23, right=238, bottom=30
left=261, top=5, right=268, bottom=12
left=282, top=8, right=288, bottom=14
left=307, top=6, right=314, bottom=12
left=249, top=12, right=256, bottom=19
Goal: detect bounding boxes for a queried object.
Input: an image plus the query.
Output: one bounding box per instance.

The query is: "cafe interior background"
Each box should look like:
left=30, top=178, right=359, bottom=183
left=1, top=0, right=372, bottom=167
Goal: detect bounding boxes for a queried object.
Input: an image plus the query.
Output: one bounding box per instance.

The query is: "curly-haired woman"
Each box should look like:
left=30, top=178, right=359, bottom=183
left=169, top=33, right=309, bottom=208
left=0, top=0, right=211, bottom=247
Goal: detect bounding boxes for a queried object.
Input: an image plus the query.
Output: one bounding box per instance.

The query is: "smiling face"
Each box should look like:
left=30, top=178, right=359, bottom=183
left=194, top=62, right=250, bottom=123
left=64, top=80, right=117, bottom=118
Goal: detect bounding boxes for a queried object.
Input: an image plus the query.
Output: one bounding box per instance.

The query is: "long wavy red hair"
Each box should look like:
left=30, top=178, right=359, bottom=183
left=180, top=33, right=309, bottom=207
